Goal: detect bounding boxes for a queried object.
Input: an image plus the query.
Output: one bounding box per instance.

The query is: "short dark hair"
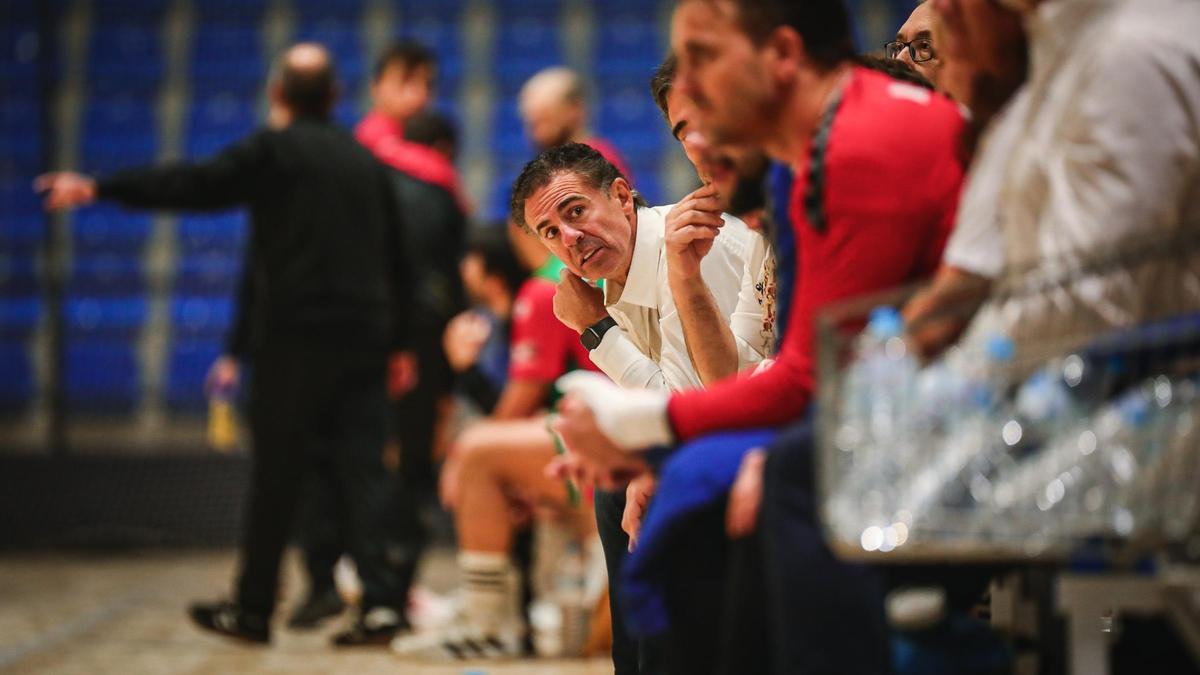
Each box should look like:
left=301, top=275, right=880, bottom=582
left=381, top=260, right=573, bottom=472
left=279, top=54, right=336, bottom=119
left=699, top=0, right=855, bottom=70
left=372, top=41, right=436, bottom=82
left=856, top=54, right=935, bottom=90
left=509, top=143, right=646, bottom=230
left=650, top=53, right=677, bottom=120
left=403, top=110, right=459, bottom=156
left=465, top=225, right=527, bottom=294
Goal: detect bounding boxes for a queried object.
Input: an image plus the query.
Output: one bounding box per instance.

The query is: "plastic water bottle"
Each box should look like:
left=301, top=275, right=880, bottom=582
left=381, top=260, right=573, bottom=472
left=207, top=378, right=239, bottom=452
left=832, top=307, right=921, bottom=545
left=898, top=335, right=1016, bottom=535
left=532, top=542, right=589, bottom=658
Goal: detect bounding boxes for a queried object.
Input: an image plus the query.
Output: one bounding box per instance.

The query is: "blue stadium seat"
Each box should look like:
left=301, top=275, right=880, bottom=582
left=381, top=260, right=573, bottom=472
left=88, top=23, right=165, bottom=91
left=64, top=340, right=140, bottom=412
left=91, top=0, right=170, bottom=25
left=0, top=216, right=44, bottom=254
left=596, top=84, right=669, bottom=156
left=72, top=207, right=153, bottom=254
left=186, top=93, right=257, bottom=158
left=177, top=212, right=248, bottom=256
left=626, top=160, right=665, bottom=205
left=491, top=100, right=530, bottom=156
left=63, top=296, right=148, bottom=338
left=193, top=0, right=269, bottom=23
left=0, top=297, right=41, bottom=340
left=68, top=256, right=145, bottom=296
left=493, top=18, right=563, bottom=93
left=190, top=25, right=265, bottom=94
left=0, top=100, right=42, bottom=167
left=0, top=255, right=38, bottom=295
left=0, top=341, right=34, bottom=412
left=594, top=18, right=665, bottom=80
left=81, top=96, right=158, bottom=163
left=170, top=296, right=234, bottom=340
left=395, top=0, right=465, bottom=21
left=0, top=176, right=41, bottom=215
left=293, top=0, right=368, bottom=22
left=333, top=97, right=365, bottom=130
left=491, top=0, right=562, bottom=16
left=174, top=255, right=240, bottom=295
left=164, top=339, right=222, bottom=412
left=395, top=16, right=463, bottom=79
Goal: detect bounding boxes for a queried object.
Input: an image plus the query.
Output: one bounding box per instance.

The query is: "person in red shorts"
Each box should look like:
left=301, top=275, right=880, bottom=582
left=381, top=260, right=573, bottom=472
left=392, top=236, right=602, bottom=660
left=546, top=1, right=966, bottom=672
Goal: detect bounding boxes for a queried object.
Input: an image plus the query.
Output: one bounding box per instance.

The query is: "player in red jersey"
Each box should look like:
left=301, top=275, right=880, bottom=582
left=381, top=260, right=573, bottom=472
left=548, top=1, right=966, bottom=672
left=393, top=241, right=603, bottom=659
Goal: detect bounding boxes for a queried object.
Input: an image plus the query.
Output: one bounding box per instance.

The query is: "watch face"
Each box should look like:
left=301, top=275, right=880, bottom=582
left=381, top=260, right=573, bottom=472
left=581, top=328, right=600, bottom=351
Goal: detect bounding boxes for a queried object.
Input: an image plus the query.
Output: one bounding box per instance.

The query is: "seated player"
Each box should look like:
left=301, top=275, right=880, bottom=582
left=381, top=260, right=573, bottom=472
left=391, top=226, right=602, bottom=660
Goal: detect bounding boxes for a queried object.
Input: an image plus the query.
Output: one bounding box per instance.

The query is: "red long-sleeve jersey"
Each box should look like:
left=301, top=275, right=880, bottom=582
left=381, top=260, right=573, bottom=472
left=666, top=67, right=966, bottom=440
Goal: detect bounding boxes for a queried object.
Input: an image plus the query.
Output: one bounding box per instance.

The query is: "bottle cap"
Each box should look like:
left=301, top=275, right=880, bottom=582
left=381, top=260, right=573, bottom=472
left=867, top=306, right=903, bottom=338
left=985, top=335, right=1015, bottom=362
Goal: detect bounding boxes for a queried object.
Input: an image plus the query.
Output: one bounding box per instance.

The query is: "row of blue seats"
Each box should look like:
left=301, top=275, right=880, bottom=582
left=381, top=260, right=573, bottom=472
left=0, top=294, right=235, bottom=340
left=0, top=338, right=227, bottom=413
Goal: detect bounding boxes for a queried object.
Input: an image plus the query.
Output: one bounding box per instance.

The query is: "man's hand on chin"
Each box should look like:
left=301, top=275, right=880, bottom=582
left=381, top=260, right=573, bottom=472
left=553, top=270, right=608, bottom=334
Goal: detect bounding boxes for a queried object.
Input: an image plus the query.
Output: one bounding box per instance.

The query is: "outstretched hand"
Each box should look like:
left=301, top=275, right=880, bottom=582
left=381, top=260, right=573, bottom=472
left=34, top=172, right=98, bottom=211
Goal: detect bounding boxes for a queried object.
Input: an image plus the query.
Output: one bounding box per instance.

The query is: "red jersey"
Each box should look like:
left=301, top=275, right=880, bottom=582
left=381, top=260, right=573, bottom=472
left=355, top=111, right=470, bottom=213
left=509, top=276, right=601, bottom=384
left=667, top=67, right=965, bottom=439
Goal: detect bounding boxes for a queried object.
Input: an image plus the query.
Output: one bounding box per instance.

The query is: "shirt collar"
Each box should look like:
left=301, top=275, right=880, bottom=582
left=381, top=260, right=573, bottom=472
left=605, top=206, right=663, bottom=309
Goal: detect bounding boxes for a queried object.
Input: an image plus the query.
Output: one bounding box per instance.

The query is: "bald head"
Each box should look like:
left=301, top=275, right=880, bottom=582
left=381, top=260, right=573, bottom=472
left=275, top=42, right=336, bottom=120
left=518, top=67, right=587, bottom=150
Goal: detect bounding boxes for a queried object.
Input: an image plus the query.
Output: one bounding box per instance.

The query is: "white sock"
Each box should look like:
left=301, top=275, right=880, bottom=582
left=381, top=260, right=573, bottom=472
left=459, top=551, right=518, bottom=635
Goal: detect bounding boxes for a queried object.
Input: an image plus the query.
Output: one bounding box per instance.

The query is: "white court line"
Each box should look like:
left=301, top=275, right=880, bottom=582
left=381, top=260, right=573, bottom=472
left=0, top=590, right=147, bottom=670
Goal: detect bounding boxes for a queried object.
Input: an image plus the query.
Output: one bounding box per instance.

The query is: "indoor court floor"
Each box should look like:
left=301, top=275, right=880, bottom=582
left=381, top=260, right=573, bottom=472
left=0, top=548, right=611, bottom=674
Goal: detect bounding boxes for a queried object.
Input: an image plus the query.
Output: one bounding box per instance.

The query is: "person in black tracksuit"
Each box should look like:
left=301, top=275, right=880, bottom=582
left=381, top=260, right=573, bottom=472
left=36, top=44, right=411, bottom=646
left=292, top=111, right=471, bottom=629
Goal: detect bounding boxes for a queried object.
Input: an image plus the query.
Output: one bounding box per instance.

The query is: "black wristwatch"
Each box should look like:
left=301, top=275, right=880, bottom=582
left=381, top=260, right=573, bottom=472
left=580, top=317, right=618, bottom=351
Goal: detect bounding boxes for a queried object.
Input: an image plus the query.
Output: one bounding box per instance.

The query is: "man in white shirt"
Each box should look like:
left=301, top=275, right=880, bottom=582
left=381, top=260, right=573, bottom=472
left=512, top=144, right=766, bottom=392
left=908, top=0, right=1200, bottom=359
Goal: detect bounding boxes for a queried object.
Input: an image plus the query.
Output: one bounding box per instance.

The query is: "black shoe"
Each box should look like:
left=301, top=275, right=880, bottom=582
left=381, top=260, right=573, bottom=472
left=188, top=600, right=270, bottom=644
left=287, top=587, right=345, bottom=630
left=332, top=607, right=409, bottom=647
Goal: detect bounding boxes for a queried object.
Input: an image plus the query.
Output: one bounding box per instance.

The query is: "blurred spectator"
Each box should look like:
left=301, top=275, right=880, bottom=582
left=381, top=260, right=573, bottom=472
left=37, top=43, right=412, bottom=647
left=291, top=109, right=469, bottom=633
left=519, top=66, right=633, bottom=179
left=886, top=1, right=942, bottom=88
left=392, top=227, right=603, bottom=659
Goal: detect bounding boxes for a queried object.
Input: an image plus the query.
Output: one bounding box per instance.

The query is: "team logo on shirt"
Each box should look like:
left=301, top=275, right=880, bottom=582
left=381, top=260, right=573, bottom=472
left=888, top=81, right=932, bottom=106
left=513, top=298, right=532, bottom=321
left=512, top=340, right=539, bottom=365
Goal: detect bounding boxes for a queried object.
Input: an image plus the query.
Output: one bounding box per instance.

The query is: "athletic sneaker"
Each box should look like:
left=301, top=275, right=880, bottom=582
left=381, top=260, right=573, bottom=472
left=188, top=600, right=270, bottom=644
left=332, top=606, right=409, bottom=647
left=287, top=586, right=345, bottom=629
left=390, top=617, right=523, bottom=660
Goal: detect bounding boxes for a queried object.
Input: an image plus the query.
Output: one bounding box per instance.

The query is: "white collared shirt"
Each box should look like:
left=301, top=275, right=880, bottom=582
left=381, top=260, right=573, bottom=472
left=953, top=0, right=1200, bottom=355
left=590, top=204, right=768, bottom=391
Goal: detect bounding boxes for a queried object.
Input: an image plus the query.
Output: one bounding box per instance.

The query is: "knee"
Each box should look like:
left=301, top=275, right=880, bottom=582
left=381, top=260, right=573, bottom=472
left=454, top=424, right=503, bottom=476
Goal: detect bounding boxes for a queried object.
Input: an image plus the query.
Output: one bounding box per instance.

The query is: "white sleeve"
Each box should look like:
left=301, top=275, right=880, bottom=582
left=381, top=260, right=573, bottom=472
left=728, top=237, right=773, bottom=366
left=587, top=326, right=671, bottom=390
left=942, top=100, right=1025, bottom=279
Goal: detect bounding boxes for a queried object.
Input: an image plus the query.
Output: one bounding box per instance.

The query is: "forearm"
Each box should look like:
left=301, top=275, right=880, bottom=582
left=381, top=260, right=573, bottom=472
left=902, top=265, right=991, bottom=360
left=589, top=328, right=671, bottom=390
left=669, top=270, right=738, bottom=386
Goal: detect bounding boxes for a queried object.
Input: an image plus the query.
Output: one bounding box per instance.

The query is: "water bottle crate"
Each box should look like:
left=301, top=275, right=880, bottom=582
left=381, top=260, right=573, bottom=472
left=813, top=231, right=1200, bottom=564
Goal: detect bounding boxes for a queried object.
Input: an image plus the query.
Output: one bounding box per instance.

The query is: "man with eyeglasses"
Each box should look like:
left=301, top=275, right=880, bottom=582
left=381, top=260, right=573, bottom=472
left=887, top=1, right=941, bottom=88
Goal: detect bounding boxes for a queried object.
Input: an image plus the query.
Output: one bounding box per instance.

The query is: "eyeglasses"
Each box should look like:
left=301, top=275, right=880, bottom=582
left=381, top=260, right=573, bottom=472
left=883, top=38, right=936, bottom=63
